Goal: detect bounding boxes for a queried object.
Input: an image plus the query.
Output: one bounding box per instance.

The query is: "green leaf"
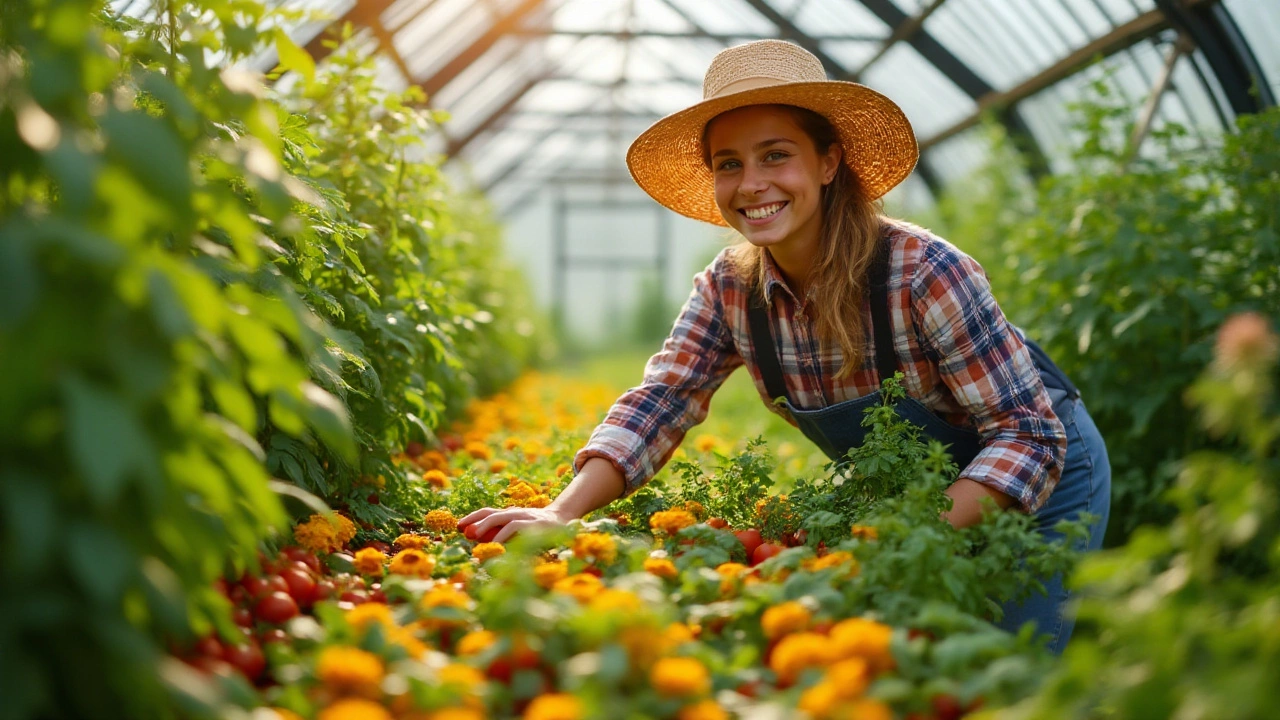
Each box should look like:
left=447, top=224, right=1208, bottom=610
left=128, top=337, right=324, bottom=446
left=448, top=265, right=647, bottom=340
left=274, top=29, right=315, bottom=89
left=62, top=376, right=153, bottom=507
left=66, top=521, right=135, bottom=605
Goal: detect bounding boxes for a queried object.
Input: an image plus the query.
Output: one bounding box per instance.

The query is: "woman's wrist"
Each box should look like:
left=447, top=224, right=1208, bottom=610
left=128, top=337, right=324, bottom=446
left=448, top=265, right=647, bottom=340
left=549, top=456, right=627, bottom=521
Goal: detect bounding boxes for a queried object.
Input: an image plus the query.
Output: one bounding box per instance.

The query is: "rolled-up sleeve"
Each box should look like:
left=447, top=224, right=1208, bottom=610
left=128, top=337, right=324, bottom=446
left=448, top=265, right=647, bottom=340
left=574, top=258, right=743, bottom=496
left=911, top=243, right=1066, bottom=512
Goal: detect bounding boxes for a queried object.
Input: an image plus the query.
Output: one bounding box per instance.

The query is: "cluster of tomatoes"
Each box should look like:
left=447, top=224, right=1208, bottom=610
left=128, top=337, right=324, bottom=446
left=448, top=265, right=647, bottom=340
left=181, top=547, right=388, bottom=685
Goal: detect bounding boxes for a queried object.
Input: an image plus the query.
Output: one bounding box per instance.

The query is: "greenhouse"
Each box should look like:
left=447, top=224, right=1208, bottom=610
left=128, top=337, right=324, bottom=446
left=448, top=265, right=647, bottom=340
left=2, top=0, right=1279, bottom=718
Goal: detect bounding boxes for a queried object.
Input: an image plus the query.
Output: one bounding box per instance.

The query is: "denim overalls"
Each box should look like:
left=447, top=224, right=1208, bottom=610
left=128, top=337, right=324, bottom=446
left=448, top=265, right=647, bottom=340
left=747, top=244, right=1112, bottom=654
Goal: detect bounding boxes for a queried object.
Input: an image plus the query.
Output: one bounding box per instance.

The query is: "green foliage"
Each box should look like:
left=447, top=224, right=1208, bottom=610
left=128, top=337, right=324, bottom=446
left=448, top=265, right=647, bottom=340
left=0, top=2, right=544, bottom=717
left=1007, top=315, right=1280, bottom=720
left=928, top=84, right=1280, bottom=541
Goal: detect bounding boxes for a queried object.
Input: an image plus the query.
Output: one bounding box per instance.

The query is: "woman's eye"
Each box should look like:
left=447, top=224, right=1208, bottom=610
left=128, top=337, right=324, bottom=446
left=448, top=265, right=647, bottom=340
left=765, top=151, right=788, bottom=161
left=717, top=159, right=740, bottom=171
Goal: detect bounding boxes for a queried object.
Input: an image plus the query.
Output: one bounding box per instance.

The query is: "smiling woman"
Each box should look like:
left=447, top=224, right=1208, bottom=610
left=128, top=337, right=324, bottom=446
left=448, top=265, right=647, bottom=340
left=460, top=39, right=1112, bottom=656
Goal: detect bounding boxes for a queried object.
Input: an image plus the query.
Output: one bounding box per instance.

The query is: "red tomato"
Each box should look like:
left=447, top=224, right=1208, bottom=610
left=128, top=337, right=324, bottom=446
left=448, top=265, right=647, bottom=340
left=707, top=518, right=729, bottom=530
left=786, top=530, right=808, bottom=547
left=463, top=523, right=480, bottom=541
left=479, top=525, right=501, bottom=543
left=223, top=640, right=266, bottom=681
left=735, top=680, right=762, bottom=698
left=442, top=434, right=463, bottom=452
left=254, top=592, right=299, bottom=625
left=194, top=635, right=223, bottom=659
left=752, top=542, right=783, bottom=566
left=232, top=607, right=254, bottom=627
left=241, top=574, right=288, bottom=600
left=260, top=628, right=289, bottom=645
left=734, top=529, right=763, bottom=560
left=189, top=656, right=236, bottom=678
left=339, top=590, right=369, bottom=605
left=315, top=579, right=336, bottom=601
left=931, top=694, right=964, bottom=720
left=367, top=493, right=380, bottom=505
left=278, top=568, right=318, bottom=608
left=406, top=441, right=425, bottom=457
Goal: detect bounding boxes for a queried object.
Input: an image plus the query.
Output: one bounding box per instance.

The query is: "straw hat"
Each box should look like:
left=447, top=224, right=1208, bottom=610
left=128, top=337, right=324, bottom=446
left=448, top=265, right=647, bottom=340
left=626, top=40, right=917, bottom=226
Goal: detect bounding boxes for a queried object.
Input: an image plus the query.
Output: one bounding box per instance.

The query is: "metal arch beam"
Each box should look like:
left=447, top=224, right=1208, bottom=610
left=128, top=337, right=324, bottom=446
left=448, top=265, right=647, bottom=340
left=1154, top=0, right=1274, bottom=114
left=416, top=0, right=547, bottom=100
left=445, top=73, right=549, bottom=158
left=852, top=0, right=950, bottom=80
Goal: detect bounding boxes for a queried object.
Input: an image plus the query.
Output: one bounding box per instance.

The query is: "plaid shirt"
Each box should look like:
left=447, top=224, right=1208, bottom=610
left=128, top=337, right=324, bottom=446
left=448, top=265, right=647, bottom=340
left=575, top=221, right=1067, bottom=513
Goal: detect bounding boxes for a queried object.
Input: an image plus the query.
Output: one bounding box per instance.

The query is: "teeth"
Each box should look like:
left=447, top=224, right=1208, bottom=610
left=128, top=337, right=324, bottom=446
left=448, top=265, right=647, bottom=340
left=745, top=203, right=784, bottom=220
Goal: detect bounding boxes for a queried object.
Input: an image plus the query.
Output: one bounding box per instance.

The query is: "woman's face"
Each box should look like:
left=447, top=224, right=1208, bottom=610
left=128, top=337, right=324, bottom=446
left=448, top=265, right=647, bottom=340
left=705, top=105, right=841, bottom=254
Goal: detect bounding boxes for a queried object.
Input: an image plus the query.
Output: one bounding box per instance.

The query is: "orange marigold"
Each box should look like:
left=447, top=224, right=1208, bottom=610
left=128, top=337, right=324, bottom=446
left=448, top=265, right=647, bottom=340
left=464, top=441, right=492, bottom=461
left=420, top=450, right=448, bottom=471
left=345, top=602, right=394, bottom=631
left=502, top=437, right=522, bottom=451
left=389, top=549, right=436, bottom=578
left=829, top=617, right=895, bottom=673
left=428, top=708, right=485, bottom=720
left=316, top=646, right=384, bottom=696
left=388, top=625, right=430, bottom=659
left=849, top=525, right=878, bottom=541
left=396, top=533, right=431, bottom=550
left=352, top=548, right=386, bottom=577
left=523, top=693, right=582, bottom=720
left=555, top=463, right=572, bottom=478
left=692, top=435, right=721, bottom=453
left=423, top=469, right=451, bottom=489
left=552, top=573, right=603, bottom=603
left=293, top=513, right=357, bottom=554
left=649, top=510, right=697, bottom=536
left=472, top=542, right=506, bottom=562
left=761, top=601, right=811, bottom=640
left=572, top=532, right=617, bottom=565
left=424, top=509, right=459, bottom=535
left=769, top=632, right=835, bottom=684
left=489, top=459, right=510, bottom=474
left=317, top=698, right=393, bottom=720
left=437, top=663, right=486, bottom=692
left=589, top=588, right=641, bottom=613
left=803, top=551, right=858, bottom=575
left=678, top=699, right=727, bottom=720
left=456, top=630, right=498, bottom=656
left=643, top=557, right=678, bottom=580
left=534, top=560, right=569, bottom=589
left=650, top=657, right=710, bottom=697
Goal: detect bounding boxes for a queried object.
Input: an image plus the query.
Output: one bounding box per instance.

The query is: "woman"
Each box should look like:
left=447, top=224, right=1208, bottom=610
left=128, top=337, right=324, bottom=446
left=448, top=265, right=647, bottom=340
left=461, top=40, right=1111, bottom=653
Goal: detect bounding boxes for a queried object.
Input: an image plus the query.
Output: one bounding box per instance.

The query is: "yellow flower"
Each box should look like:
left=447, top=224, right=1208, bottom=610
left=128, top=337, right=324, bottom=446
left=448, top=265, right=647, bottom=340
left=421, top=450, right=448, bottom=471
left=317, top=698, right=393, bottom=720
left=649, top=510, right=697, bottom=536
left=664, top=623, right=697, bottom=646
left=644, top=557, right=678, bottom=580
left=829, top=618, right=895, bottom=673
left=269, top=709, right=305, bottom=720
left=503, top=437, right=523, bottom=451
left=316, top=646, right=384, bottom=696
left=396, top=533, right=431, bottom=549
left=523, top=693, right=582, bottom=720
left=423, top=469, right=451, bottom=489
left=683, top=501, right=707, bottom=521
left=825, top=657, right=871, bottom=697
left=715, top=562, right=749, bottom=594
left=552, top=573, right=603, bottom=603
left=678, top=699, right=727, bottom=720
left=693, top=435, right=721, bottom=453
left=534, top=560, right=569, bottom=589
left=293, top=513, right=357, bottom=554
left=589, top=588, right=642, bottom=613
left=849, top=525, right=878, bottom=541
left=472, top=542, right=506, bottom=562
left=465, top=441, right=492, bottom=460
left=389, top=549, right=436, bottom=578
left=387, top=625, right=430, bottom=659
left=650, top=657, right=710, bottom=697
left=572, top=532, right=617, bottom=565
left=352, top=548, right=386, bottom=577
left=798, top=680, right=841, bottom=718
left=769, top=632, right=835, bottom=685
left=424, top=509, right=459, bottom=535
left=421, top=583, right=472, bottom=612
left=837, top=699, right=894, bottom=720
left=761, top=601, right=811, bottom=640
left=456, top=630, right=498, bottom=656
left=438, top=663, right=486, bottom=692
left=555, top=463, right=572, bottom=478
left=428, top=708, right=485, bottom=720
left=803, top=551, right=858, bottom=575
left=345, top=602, right=394, bottom=631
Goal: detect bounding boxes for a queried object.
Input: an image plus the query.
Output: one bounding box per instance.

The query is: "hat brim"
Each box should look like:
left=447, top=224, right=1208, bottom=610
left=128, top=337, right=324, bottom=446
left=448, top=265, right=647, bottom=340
left=626, top=81, right=918, bottom=226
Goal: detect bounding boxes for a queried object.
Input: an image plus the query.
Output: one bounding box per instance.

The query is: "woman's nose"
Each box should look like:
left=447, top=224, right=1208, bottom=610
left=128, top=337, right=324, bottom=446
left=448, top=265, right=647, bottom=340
left=739, top=165, right=769, bottom=195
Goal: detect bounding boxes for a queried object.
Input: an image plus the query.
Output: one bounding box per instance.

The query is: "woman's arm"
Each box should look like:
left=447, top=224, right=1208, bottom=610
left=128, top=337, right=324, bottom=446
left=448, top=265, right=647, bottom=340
left=460, top=457, right=625, bottom=542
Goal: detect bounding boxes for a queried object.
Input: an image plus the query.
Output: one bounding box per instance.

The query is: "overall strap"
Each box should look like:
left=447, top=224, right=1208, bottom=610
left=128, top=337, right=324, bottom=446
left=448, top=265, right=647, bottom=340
left=867, top=240, right=899, bottom=384
left=747, top=292, right=791, bottom=404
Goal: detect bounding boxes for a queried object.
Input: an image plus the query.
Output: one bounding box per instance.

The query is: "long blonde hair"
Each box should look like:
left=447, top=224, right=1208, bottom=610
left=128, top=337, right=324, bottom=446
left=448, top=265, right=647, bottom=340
left=714, top=105, right=885, bottom=380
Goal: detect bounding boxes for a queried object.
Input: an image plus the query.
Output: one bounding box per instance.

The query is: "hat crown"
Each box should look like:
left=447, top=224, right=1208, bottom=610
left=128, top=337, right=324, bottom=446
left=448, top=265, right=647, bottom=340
left=703, top=40, right=828, bottom=100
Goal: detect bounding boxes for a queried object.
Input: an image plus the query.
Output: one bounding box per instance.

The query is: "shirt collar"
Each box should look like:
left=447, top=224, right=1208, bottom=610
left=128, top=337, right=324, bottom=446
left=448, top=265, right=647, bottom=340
left=760, top=249, right=800, bottom=304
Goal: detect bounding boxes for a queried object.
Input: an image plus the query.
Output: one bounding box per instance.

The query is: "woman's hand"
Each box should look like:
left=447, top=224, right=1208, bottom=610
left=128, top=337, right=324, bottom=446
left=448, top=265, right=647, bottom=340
left=458, top=505, right=575, bottom=544
left=457, top=457, right=627, bottom=543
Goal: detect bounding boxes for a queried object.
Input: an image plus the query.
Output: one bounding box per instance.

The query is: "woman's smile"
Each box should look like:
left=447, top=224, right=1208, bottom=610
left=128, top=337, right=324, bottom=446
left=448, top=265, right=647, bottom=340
left=740, top=201, right=789, bottom=223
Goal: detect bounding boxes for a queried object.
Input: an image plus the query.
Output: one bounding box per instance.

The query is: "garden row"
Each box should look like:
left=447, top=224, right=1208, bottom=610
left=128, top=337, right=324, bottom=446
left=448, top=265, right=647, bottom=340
left=0, top=3, right=546, bottom=717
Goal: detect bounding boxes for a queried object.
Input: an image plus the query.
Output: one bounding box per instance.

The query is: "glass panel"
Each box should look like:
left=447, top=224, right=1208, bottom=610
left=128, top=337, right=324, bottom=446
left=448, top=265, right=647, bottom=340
left=862, top=44, right=976, bottom=140
left=1222, top=0, right=1280, bottom=102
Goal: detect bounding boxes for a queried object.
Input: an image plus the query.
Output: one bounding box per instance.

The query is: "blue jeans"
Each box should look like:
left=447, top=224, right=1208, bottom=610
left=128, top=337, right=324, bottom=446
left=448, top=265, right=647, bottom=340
left=995, top=396, right=1111, bottom=653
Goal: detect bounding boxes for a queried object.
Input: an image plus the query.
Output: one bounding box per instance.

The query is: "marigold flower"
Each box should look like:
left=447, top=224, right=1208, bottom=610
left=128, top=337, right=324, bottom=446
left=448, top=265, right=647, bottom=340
left=849, top=525, right=878, bottom=541
left=465, top=441, right=492, bottom=460
left=269, top=709, right=305, bottom=720
left=693, top=435, right=721, bottom=453
left=534, top=560, right=569, bottom=589
left=664, top=623, right=697, bottom=646
left=770, top=632, right=835, bottom=684
left=352, top=548, right=386, bottom=577
left=829, top=618, right=895, bottom=672
left=423, top=469, right=451, bottom=489
left=798, top=680, right=841, bottom=718
left=803, top=551, right=858, bottom=575
left=678, top=699, right=727, bottom=720
left=472, top=542, right=506, bottom=562
left=552, top=573, right=603, bottom=603
left=438, top=663, right=486, bottom=692
left=456, top=630, right=498, bottom=656
left=345, top=602, right=394, bottom=631
left=317, top=698, right=393, bottom=720
left=572, top=532, right=617, bottom=565
left=421, top=583, right=472, bottom=610
left=589, top=588, right=641, bottom=613
left=424, top=509, right=459, bottom=535
left=489, top=459, right=510, bottom=473
left=523, top=693, right=582, bottom=720
left=428, top=708, right=485, bottom=720
left=649, top=510, right=697, bottom=536
left=316, top=646, right=384, bottom=696
left=293, top=513, right=357, bottom=554
left=825, top=657, right=871, bottom=697
left=421, top=450, right=448, bottom=471
left=503, top=437, right=522, bottom=451
left=555, top=463, right=572, bottom=478
left=650, top=657, right=710, bottom=697
left=683, top=501, right=707, bottom=520
left=388, top=625, right=430, bottom=659
left=715, top=562, right=749, bottom=594
left=762, top=601, right=811, bottom=640
left=395, top=533, right=431, bottom=550
left=644, top=557, right=678, bottom=580
left=388, top=549, right=436, bottom=578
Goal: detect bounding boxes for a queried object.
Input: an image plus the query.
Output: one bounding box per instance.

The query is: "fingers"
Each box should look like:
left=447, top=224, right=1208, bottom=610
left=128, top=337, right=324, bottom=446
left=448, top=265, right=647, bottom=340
left=473, top=509, right=523, bottom=537
left=459, top=507, right=498, bottom=527
left=494, top=519, right=535, bottom=544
